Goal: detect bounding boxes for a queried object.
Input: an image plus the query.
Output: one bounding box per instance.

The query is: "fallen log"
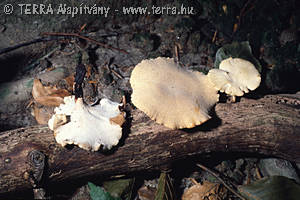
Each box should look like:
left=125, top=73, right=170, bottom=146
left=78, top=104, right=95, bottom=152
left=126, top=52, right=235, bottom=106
left=0, top=95, right=300, bottom=195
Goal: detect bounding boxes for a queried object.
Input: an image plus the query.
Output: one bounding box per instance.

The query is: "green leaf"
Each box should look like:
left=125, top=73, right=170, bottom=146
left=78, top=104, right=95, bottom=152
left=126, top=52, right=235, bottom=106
left=238, top=176, right=300, bottom=200
left=102, top=178, right=135, bottom=200
left=154, top=172, right=175, bottom=200
left=88, top=182, right=121, bottom=200
left=214, top=41, right=262, bottom=73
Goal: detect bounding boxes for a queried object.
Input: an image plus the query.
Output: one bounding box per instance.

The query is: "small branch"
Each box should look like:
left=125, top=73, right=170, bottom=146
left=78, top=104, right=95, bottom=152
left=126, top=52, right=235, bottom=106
left=236, top=0, right=257, bottom=31
left=174, top=44, right=180, bottom=64
left=111, top=69, right=124, bottom=79
left=196, top=164, right=246, bottom=200
left=42, top=32, right=128, bottom=54
left=212, top=30, right=218, bottom=43
left=22, top=46, right=60, bottom=72
left=0, top=37, right=56, bottom=55
left=78, top=23, right=87, bottom=33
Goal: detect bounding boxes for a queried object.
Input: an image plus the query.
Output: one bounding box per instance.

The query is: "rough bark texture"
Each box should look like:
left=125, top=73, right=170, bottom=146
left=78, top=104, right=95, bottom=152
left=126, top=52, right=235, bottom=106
left=0, top=95, right=300, bottom=194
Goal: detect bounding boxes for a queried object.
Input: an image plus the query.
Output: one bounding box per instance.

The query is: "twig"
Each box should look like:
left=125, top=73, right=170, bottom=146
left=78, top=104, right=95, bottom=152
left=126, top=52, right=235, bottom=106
left=0, top=37, right=56, bottom=55
left=111, top=69, right=124, bottom=79
left=196, top=163, right=246, bottom=200
left=122, top=95, right=126, bottom=106
left=255, top=167, right=262, bottom=180
left=22, top=46, right=60, bottom=72
left=79, top=23, right=87, bottom=32
left=42, top=32, right=128, bottom=54
left=0, top=24, right=6, bottom=33
left=212, top=30, right=218, bottom=43
left=236, top=0, right=257, bottom=30
left=104, top=62, right=124, bottom=79
left=190, top=178, right=199, bottom=185
left=174, top=44, right=180, bottom=64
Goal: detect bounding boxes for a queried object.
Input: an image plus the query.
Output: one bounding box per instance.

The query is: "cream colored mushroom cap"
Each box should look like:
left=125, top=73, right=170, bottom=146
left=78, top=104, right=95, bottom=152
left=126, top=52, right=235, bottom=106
left=48, top=96, right=125, bottom=151
left=130, top=57, right=219, bottom=129
left=207, top=57, right=261, bottom=96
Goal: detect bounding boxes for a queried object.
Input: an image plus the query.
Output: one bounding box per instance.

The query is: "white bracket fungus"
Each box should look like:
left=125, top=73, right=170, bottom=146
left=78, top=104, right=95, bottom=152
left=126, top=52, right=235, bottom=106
left=130, top=57, right=261, bottom=129
left=130, top=57, right=219, bottom=129
left=207, top=57, right=261, bottom=99
left=48, top=96, right=125, bottom=151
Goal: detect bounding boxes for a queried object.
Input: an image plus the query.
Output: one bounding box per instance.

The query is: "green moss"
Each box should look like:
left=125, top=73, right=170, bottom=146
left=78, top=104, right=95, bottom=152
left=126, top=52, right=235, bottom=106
left=0, top=86, right=10, bottom=100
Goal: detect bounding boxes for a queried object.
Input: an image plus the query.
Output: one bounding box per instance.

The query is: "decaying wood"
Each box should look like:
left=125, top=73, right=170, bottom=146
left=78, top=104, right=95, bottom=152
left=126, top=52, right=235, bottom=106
left=0, top=95, right=300, bottom=194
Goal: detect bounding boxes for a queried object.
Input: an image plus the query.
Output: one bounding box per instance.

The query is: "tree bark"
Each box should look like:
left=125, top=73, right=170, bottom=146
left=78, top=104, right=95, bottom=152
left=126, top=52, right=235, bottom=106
left=0, top=95, right=300, bottom=194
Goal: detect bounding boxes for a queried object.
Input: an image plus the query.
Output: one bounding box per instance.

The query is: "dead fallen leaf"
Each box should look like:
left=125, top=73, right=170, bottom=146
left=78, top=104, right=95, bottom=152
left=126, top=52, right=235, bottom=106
left=86, top=64, right=93, bottom=78
left=64, top=74, right=75, bottom=91
left=138, top=186, right=156, bottom=200
left=110, top=112, right=126, bottom=126
left=32, top=79, right=70, bottom=106
left=33, top=105, right=54, bottom=125
left=46, top=66, right=55, bottom=71
left=222, top=5, right=228, bottom=14
left=88, top=80, right=98, bottom=84
left=233, top=23, right=238, bottom=33
left=182, top=181, right=227, bottom=200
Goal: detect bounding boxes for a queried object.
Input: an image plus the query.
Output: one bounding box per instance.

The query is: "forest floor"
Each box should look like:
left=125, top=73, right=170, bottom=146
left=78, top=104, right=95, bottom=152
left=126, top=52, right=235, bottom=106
left=0, top=1, right=299, bottom=199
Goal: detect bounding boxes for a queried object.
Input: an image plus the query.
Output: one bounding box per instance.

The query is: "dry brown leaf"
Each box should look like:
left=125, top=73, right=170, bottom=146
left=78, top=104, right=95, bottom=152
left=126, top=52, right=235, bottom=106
left=86, top=64, right=93, bottom=78
left=182, top=181, right=227, bottom=200
left=88, top=80, right=98, bottom=84
left=138, top=186, right=156, bottom=200
left=32, top=79, right=70, bottom=106
left=33, top=105, right=54, bottom=125
left=233, top=23, right=238, bottom=33
left=64, top=74, right=75, bottom=91
left=110, top=112, right=126, bottom=126
left=46, top=67, right=55, bottom=71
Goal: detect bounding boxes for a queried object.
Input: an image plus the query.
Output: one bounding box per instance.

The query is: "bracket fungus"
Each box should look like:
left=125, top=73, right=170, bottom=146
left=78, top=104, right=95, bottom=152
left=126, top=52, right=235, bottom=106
left=130, top=57, right=261, bottom=129
left=48, top=96, right=125, bottom=151
left=207, top=57, right=261, bottom=99
left=130, top=57, right=219, bottom=129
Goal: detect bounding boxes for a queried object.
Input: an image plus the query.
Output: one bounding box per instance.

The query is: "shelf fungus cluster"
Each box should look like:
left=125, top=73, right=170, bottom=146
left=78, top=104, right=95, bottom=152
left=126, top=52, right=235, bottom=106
left=208, top=57, right=261, bottom=102
left=130, top=57, right=261, bottom=129
left=47, top=56, right=261, bottom=150
left=48, top=96, right=125, bottom=151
